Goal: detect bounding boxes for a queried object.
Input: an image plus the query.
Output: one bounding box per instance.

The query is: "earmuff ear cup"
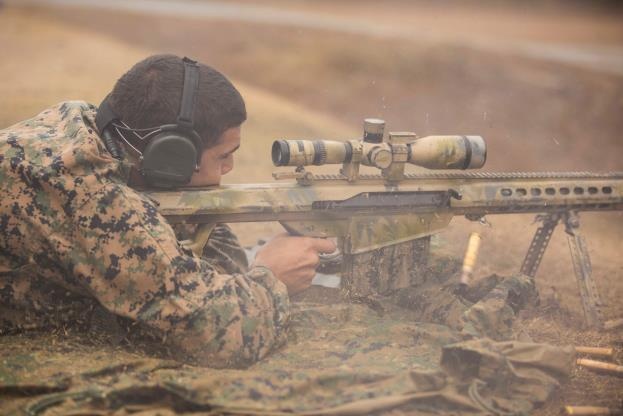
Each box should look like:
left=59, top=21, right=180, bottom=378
left=141, top=132, right=198, bottom=188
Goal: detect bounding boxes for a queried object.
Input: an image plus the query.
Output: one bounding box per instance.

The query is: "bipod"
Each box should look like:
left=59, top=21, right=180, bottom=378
left=520, top=211, right=605, bottom=329
left=563, top=211, right=604, bottom=329
left=520, top=213, right=560, bottom=279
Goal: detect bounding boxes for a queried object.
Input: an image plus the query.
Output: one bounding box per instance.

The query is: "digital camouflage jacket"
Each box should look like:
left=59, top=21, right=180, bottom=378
left=0, top=101, right=290, bottom=368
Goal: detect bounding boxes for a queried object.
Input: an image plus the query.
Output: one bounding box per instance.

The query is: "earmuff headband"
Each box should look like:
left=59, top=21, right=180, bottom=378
left=178, top=57, right=200, bottom=131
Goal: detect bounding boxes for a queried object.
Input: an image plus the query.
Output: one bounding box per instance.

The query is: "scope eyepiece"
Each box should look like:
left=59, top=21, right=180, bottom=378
left=272, top=140, right=291, bottom=166
left=272, top=139, right=353, bottom=167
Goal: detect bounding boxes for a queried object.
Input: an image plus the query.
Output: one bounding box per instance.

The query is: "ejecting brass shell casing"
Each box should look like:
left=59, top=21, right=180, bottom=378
left=565, top=406, right=616, bottom=415
left=577, top=358, right=623, bottom=375
left=574, top=346, right=614, bottom=358
left=460, top=232, right=482, bottom=286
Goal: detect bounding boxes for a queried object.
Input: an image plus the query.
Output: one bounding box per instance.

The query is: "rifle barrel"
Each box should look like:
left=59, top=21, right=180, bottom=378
left=148, top=171, right=623, bottom=224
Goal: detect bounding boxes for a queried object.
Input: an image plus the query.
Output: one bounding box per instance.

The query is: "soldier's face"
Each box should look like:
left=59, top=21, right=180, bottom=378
left=188, top=126, right=241, bottom=187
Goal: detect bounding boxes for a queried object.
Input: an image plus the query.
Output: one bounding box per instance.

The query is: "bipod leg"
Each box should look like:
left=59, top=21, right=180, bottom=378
left=564, top=211, right=604, bottom=329
left=520, top=213, right=560, bottom=278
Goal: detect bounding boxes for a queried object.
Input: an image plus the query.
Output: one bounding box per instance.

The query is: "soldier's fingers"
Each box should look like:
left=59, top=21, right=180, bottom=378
left=293, top=253, right=320, bottom=269
left=309, top=238, right=337, bottom=254
left=309, top=252, right=320, bottom=268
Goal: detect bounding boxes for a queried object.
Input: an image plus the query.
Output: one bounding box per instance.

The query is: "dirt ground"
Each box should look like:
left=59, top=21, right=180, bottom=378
left=1, top=1, right=622, bottom=414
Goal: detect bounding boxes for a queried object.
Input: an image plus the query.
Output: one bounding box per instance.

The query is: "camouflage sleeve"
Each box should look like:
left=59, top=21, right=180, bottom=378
left=71, top=184, right=289, bottom=368
left=172, top=224, right=249, bottom=275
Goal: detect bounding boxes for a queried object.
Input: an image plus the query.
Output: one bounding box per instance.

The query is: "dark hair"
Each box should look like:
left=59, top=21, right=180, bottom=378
left=108, top=54, right=246, bottom=149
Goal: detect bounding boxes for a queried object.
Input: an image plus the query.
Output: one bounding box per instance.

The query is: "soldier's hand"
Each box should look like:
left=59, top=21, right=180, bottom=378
left=252, top=234, right=337, bottom=295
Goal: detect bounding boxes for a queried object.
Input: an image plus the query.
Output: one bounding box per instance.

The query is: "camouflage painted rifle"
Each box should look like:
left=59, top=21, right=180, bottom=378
left=147, top=119, right=623, bottom=329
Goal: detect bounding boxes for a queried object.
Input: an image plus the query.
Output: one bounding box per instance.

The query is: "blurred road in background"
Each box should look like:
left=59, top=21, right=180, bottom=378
left=13, top=0, right=623, bottom=76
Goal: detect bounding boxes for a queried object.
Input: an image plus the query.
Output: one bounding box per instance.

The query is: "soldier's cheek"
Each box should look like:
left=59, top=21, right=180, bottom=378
left=221, top=159, right=233, bottom=176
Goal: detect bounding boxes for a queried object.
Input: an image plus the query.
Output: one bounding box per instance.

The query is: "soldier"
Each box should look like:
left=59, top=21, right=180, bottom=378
left=0, top=54, right=335, bottom=368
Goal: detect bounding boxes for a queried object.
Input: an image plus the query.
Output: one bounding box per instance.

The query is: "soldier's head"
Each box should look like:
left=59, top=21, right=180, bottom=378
left=107, top=54, right=246, bottom=187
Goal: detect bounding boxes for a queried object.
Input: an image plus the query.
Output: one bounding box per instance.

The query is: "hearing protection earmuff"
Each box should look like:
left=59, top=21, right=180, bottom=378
left=95, top=57, right=203, bottom=188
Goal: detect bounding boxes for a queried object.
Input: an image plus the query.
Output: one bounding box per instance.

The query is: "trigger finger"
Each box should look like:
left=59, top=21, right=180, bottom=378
left=314, top=238, right=337, bottom=254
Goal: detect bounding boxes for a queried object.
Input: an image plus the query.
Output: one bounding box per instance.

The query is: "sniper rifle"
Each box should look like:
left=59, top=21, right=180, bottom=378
left=146, top=119, right=623, bottom=329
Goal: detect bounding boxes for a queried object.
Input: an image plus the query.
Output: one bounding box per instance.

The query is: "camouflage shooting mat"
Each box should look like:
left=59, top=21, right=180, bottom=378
left=1, top=300, right=574, bottom=416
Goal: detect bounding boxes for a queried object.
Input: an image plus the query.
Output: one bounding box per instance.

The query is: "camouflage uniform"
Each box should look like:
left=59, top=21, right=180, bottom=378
left=0, top=101, right=290, bottom=368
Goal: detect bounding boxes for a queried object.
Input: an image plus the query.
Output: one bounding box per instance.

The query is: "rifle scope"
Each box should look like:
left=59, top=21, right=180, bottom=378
left=272, top=135, right=486, bottom=170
